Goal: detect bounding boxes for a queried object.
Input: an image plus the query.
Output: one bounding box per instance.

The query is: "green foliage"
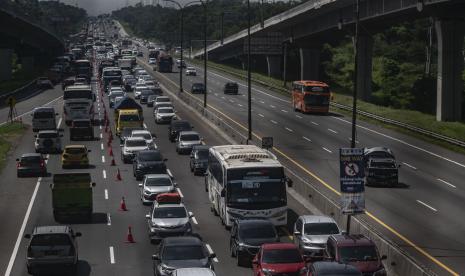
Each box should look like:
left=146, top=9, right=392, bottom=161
left=0, top=122, right=27, bottom=170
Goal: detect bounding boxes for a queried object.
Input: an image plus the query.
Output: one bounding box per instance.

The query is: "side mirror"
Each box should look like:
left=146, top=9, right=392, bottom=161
left=381, top=255, right=387, bottom=260
left=163, top=158, right=168, bottom=162
left=188, top=212, right=194, bottom=218
left=16, top=158, right=19, bottom=162
left=55, top=113, right=59, bottom=116
left=91, top=182, right=96, bottom=187
left=60, top=135, right=64, bottom=137
left=209, top=253, right=216, bottom=259
left=145, top=214, right=151, bottom=219
left=120, top=144, right=124, bottom=147
left=34, top=135, right=38, bottom=138
left=252, top=259, right=259, bottom=265
left=220, top=189, right=226, bottom=197
left=75, top=232, right=82, bottom=237
left=293, top=231, right=301, bottom=236
left=138, top=183, right=143, bottom=187
left=398, top=164, right=401, bottom=168
left=152, top=254, right=160, bottom=260
left=286, top=176, right=293, bottom=188
left=87, top=149, right=92, bottom=152
left=24, top=234, right=31, bottom=239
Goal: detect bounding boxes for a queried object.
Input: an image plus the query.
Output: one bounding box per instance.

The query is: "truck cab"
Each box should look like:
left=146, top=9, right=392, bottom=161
left=116, top=109, right=143, bottom=135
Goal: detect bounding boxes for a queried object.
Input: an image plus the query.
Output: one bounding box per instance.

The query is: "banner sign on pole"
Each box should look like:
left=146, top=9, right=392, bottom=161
left=340, top=148, right=365, bottom=214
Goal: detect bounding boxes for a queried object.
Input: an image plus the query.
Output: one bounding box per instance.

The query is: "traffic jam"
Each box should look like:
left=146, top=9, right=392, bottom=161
left=14, top=19, right=389, bottom=276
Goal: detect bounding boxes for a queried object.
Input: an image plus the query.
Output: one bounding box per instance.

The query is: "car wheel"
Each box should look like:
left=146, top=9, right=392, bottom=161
left=236, top=251, right=244, bottom=267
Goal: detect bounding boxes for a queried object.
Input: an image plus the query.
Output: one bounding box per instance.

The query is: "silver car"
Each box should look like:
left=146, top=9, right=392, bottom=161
left=155, top=107, right=177, bottom=124
left=34, top=130, right=62, bottom=153
left=293, top=215, right=341, bottom=257
left=121, top=137, right=150, bottom=163
left=24, top=225, right=81, bottom=275
left=174, top=268, right=216, bottom=276
left=145, top=203, right=193, bottom=242
left=176, top=131, right=202, bottom=154
left=139, top=174, right=176, bottom=205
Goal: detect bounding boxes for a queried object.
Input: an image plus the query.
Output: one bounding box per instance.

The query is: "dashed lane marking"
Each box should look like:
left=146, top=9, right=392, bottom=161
left=270, top=120, right=278, bottom=124
left=322, top=147, right=332, bottom=153
left=311, top=121, right=319, bottom=126
left=402, top=162, right=417, bottom=170
left=285, top=127, right=293, bottom=132
left=176, top=188, right=184, bottom=198
left=328, top=128, right=338, bottom=134
left=105, top=189, right=108, bottom=200
left=416, top=200, right=438, bottom=212
left=296, top=115, right=302, bottom=119
left=101, top=143, right=104, bottom=150
left=103, top=170, right=107, bottom=179
left=437, top=178, right=456, bottom=188
left=107, top=213, right=111, bottom=226
left=303, top=136, right=312, bottom=142
left=109, top=246, right=115, bottom=264
left=205, top=244, right=219, bottom=263
left=281, top=109, right=288, bottom=113
left=258, top=114, right=264, bottom=118
left=102, top=156, right=105, bottom=163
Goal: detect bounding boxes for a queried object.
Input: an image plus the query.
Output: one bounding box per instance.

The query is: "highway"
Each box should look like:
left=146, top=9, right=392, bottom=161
left=134, top=43, right=465, bottom=275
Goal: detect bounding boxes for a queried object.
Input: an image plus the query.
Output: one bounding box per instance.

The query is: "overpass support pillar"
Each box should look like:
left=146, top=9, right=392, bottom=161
left=0, top=49, right=13, bottom=81
left=356, top=35, right=374, bottom=101
left=21, top=56, right=35, bottom=74
left=299, top=48, right=320, bottom=80
left=435, top=18, right=465, bottom=121
left=266, top=55, right=281, bottom=78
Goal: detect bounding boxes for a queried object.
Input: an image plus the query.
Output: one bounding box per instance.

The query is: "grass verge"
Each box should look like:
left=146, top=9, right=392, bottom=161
left=189, top=58, right=465, bottom=150
left=0, top=122, right=27, bottom=170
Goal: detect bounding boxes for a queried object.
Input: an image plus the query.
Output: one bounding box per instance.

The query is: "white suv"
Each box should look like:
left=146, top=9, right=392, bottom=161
left=34, top=130, right=62, bottom=153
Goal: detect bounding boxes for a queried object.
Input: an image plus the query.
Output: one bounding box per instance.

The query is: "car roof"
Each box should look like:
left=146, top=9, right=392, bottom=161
left=174, top=268, right=215, bottom=276
left=33, top=225, right=70, bottom=235
left=163, top=236, right=203, bottom=246
left=73, top=119, right=91, bottom=122
left=145, top=174, right=171, bottom=180
left=300, top=215, right=338, bottom=225
left=154, top=203, right=186, bottom=208
left=156, top=96, right=170, bottom=100
left=21, top=153, right=42, bottom=158
left=237, top=219, right=274, bottom=227
left=262, top=243, right=298, bottom=250
left=65, top=145, right=87, bottom=149
left=158, top=107, right=173, bottom=110
left=33, top=107, right=54, bottom=112
left=179, top=131, right=199, bottom=136
left=131, top=130, right=151, bottom=135
left=38, top=130, right=58, bottom=134
left=126, top=137, right=146, bottom=142
left=311, top=261, right=361, bottom=274
left=329, top=234, right=375, bottom=247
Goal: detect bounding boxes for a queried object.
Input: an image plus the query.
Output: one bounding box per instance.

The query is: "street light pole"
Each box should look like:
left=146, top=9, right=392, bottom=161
left=247, top=0, right=252, bottom=143
left=203, top=0, right=208, bottom=108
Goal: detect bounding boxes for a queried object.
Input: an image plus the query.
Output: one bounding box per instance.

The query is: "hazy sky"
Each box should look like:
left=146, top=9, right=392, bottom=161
left=57, top=0, right=203, bottom=16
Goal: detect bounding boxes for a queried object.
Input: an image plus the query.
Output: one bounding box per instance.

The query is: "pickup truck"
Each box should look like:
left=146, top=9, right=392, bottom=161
left=51, top=173, right=96, bottom=222
left=364, top=147, right=399, bottom=187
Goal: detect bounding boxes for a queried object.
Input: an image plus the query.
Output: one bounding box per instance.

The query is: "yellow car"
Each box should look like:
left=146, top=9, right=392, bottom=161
left=61, top=145, right=91, bottom=169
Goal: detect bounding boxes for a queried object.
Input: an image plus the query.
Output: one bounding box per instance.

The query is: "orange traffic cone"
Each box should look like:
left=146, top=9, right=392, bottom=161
left=111, top=158, right=116, bottom=166
left=119, top=197, right=128, bottom=211
left=125, top=226, right=135, bottom=243
left=116, top=168, right=122, bottom=181
left=109, top=147, right=114, bottom=157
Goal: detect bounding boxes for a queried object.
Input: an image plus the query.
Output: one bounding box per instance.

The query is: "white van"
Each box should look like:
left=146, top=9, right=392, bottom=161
left=31, top=107, right=57, bottom=132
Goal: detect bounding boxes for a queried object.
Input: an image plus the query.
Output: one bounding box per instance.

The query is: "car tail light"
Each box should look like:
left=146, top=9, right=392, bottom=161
left=17, top=162, right=21, bottom=168
left=40, top=161, right=45, bottom=168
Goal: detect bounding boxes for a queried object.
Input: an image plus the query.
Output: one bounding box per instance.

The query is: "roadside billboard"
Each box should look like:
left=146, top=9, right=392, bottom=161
left=340, top=148, right=365, bottom=214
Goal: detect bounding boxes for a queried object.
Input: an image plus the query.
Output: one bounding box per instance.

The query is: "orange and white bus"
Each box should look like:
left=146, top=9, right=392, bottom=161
left=291, top=80, right=331, bottom=114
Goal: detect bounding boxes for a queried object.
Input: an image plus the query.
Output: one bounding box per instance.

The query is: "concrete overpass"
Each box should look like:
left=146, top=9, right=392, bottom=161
left=195, top=0, right=465, bottom=121
left=0, top=7, right=65, bottom=82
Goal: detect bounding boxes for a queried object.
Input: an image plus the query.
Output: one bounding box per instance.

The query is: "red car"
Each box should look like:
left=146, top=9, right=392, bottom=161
left=252, top=243, right=307, bottom=276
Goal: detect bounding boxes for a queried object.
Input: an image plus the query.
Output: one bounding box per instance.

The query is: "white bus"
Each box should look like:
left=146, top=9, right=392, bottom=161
left=63, top=85, right=95, bottom=125
left=207, top=145, right=292, bottom=227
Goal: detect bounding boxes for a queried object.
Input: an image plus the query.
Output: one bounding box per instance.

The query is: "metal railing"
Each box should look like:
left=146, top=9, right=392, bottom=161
left=0, top=78, right=41, bottom=108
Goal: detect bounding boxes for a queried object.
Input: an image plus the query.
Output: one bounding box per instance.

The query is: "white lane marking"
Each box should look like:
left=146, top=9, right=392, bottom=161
left=103, top=170, right=107, bottom=179
left=333, top=116, right=465, bottom=169
left=4, top=177, right=42, bottom=276
left=311, top=121, right=319, bottom=126
left=107, top=213, right=112, bottom=226
left=214, top=93, right=218, bottom=96
left=101, top=143, right=104, bottom=150
left=176, top=188, right=184, bottom=198
left=437, top=178, right=456, bottom=188
left=143, top=123, right=147, bottom=129
left=99, top=125, right=102, bottom=130
left=57, top=118, right=62, bottom=128
left=109, top=246, right=115, bottom=264
left=402, top=162, right=417, bottom=170
left=322, top=147, right=332, bottom=153
left=238, top=104, right=243, bottom=107
left=0, top=95, right=63, bottom=126
left=229, top=99, right=235, bottom=103
left=189, top=212, right=198, bottom=225
left=348, top=137, right=360, bottom=144
left=416, top=200, right=437, bottom=212
left=102, top=155, right=106, bottom=163
left=258, top=114, right=264, bottom=118
left=252, top=97, right=255, bottom=100
left=260, top=100, right=265, bottom=104
left=303, top=136, right=312, bottom=142
left=221, top=96, right=225, bottom=100
left=205, top=244, right=219, bottom=263
left=100, top=133, right=103, bottom=139
left=328, top=128, right=338, bottom=134
left=270, top=120, right=278, bottom=124
left=285, top=127, right=293, bottom=132
left=296, top=115, right=303, bottom=119
left=270, top=105, right=276, bottom=108
left=281, top=109, right=288, bottom=113
left=105, top=189, right=109, bottom=200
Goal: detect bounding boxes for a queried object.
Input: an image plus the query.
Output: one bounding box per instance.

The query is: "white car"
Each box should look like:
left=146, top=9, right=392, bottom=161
left=138, top=75, right=153, bottom=82
left=144, top=80, right=159, bottom=91
left=153, top=96, right=172, bottom=109
left=138, top=174, right=176, bottom=205
left=109, top=90, right=126, bottom=107
left=130, top=129, right=157, bottom=149
left=155, top=107, right=176, bottom=124
left=134, top=85, right=148, bottom=99
left=34, top=130, right=62, bottom=153
left=176, top=131, right=202, bottom=154
left=148, top=58, right=157, bottom=65
left=37, top=77, right=54, bottom=88
left=185, top=67, right=196, bottom=76
left=121, top=137, right=150, bottom=163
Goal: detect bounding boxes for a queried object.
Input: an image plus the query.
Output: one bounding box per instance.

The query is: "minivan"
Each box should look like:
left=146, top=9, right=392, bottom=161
left=31, top=107, right=58, bottom=132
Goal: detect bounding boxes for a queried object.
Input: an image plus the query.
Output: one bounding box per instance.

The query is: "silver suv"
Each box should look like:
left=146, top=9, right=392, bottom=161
left=176, top=131, right=202, bottom=154
left=34, top=130, right=63, bottom=153
left=293, top=215, right=341, bottom=257
left=146, top=203, right=193, bottom=243
left=121, top=137, right=150, bottom=163
left=24, top=225, right=81, bottom=275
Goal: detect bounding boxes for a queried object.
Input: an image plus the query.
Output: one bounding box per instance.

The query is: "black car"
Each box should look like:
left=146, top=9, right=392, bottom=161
left=189, top=145, right=210, bottom=175
left=70, top=119, right=94, bottom=141
left=16, top=153, right=48, bottom=177
left=306, top=261, right=362, bottom=276
left=140, top=89, right=155, bottom=104
left=191, top=83, right=205, bottom=94
left=120, top=127, right=144, bottom=143
left=168, top=120, right=193, bottom=142
left=152, top=236, right=216, bottom=276
left=133, top=150, right=168, bottom=180
left=230, top=219, right=279, bottom=266
left=224, top=82, right=239, bottom=94
left=364, top=147, right=399, bottom=186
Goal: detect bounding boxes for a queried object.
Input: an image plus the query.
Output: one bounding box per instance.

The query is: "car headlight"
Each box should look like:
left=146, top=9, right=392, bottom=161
left=262, top=268, right=275, bottom=276
left=143, top=189, right=151, bottom=195
left=159, top=264, right=174, bottom=274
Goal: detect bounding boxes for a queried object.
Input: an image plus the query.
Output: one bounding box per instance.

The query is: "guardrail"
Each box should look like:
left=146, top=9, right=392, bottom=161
left=147, top=61, right=437, bottom=276
left=0, top=78, right=41, bottom=108
left=191, top=59, right=465, bottom=149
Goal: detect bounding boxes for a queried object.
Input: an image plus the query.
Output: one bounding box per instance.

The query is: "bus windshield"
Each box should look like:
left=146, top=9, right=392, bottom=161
left=64, top=90, right=93, bottom=100
left=226, top=167, right=286, bottom=208
left=304, top=86, right=330, bottom=93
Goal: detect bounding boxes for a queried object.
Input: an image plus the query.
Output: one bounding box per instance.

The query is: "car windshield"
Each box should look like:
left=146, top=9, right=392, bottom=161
left=126, top=140, right=147, bottom=147
left=339, top=246, right=379, bottom=262
left=162, top=245, right=206, bottom=260
left=156, top=98, right=170, bottom=103
left=239, top=224, right=276, bottom=240
left=262, top=249, right=303, bottom=264
left=153, top=207, right=187, bottom=219
left=65, top=148, right=85, bottom=154
left=196, top=150, right=209, bottom=159
left=120, top=114, right=140, bottom=121
left=38, top=132, right=58, bottom=138
left=21, top=156, right=41, bottom=164
left=159, top=108, right=173, bottom=114
left=304, top=223, right=340, bottom=235
left=370, top=161, right=396, bottom=168
left=33, top=112, right=54, bottom=119
left=145, top=177, right=171, bottom=186
left=30, top=234, right=72, bottom=246
left=138, top=151, right=162, bottom=161
left=133, top=133, right=152, bottom=140
left=181, top=134, right=199, bottom=141
left=73, top=121, right=91, bottom=127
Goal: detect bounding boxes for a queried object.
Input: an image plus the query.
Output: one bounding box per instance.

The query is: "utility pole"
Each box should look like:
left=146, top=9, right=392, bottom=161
left=203, top=0, right=208, bottom=108
left=247, top=0, right=252, bottom=143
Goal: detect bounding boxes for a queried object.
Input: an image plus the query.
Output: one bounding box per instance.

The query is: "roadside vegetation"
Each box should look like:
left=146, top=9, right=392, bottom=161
left=0, top=123, right=27, bottom=170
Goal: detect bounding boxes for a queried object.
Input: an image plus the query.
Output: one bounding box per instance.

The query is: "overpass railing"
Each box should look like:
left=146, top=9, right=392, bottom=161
left=0, top=78, right=42, bottom=108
